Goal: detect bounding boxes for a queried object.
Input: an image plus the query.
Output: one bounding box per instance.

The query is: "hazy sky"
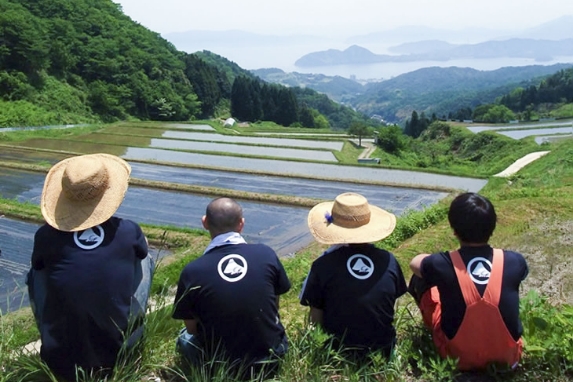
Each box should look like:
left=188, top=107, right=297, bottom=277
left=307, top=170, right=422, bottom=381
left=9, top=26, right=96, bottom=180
left=115, top=0, right=573, bottom=36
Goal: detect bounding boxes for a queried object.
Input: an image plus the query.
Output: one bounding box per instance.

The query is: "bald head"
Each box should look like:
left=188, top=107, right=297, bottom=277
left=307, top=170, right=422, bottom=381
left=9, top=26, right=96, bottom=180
left=203, top=197, right=244, bottom=238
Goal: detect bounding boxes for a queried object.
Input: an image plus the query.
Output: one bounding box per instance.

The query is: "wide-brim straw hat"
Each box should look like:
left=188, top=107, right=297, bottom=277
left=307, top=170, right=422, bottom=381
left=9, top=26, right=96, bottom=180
left=308, top=192, right=396, bottom=245
left=40, top=153, right=131, bottom=232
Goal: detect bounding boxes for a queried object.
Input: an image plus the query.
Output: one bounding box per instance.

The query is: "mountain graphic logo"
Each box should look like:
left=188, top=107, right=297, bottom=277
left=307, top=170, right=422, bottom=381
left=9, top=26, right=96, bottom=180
left=346, top=254, right=374, bottom=280
left=223, top=259, right=245, bottom=275
left=352, top=259, right=372, bottom=273
left=472, top=262, right=491, bottom=278
left=73, top=225, right=105, bottom=250
left=218, top=254, right=248, bottom=282
left=467, top=257, right=493, bottom=285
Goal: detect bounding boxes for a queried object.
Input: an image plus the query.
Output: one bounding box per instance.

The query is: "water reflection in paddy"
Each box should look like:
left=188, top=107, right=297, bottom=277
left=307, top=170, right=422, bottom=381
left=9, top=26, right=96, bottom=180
left=147, top=138, right=338, bottom=162
left=0, top=168, right=312, bottom=255
left=468, top=121, right=573, bottom=134
left=160, top=131, right=344, bottom=151
left=163, top=123, right=214, bottom=131
left=130, top=162, right=448, bottom=213
left=499, top=127, right=573, bottom=140
left=124, top=147, right=487, bottom=191
left=97, top=127, right=345, bottom=150
left=7, top=141, right=486, bottom=191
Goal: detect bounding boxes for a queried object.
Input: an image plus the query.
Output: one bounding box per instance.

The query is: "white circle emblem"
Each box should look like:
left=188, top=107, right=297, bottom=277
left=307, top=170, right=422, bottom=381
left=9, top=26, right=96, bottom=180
left=218, top=254, right=248, bottom=283
left=467, top=257, right=493, bottom=285
left=346, top=254, right=374, bottom=280
left=73, top=225, right=105, bottom=250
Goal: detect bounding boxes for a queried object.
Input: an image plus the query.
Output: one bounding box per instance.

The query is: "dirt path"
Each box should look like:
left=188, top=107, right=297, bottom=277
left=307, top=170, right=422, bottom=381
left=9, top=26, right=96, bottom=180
left=494, top=151, right=550, bottom=177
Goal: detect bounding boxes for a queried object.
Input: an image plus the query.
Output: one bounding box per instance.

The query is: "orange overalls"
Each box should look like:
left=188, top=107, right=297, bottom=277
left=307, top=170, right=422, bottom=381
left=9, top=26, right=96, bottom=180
left=419, top=249, right=523, bottom=370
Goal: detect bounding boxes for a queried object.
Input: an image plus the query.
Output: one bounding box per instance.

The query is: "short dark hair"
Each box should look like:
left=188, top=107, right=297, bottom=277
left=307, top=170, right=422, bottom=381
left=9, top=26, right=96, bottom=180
left=205, top=197, right=243, bottom=235
left=448, top=192, right=496, bottom=244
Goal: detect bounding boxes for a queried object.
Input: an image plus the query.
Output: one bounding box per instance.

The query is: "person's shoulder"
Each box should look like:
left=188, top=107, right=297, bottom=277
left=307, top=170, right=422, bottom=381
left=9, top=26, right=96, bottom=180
left=501, top=249, right=528, bottom=264
left=243, top=243, right=277, bottom=255
left=36, top=223, right=55, bottom=234
left=111, top=217, right=142, bottom=229
left=421, top=251, right=451, bottom=268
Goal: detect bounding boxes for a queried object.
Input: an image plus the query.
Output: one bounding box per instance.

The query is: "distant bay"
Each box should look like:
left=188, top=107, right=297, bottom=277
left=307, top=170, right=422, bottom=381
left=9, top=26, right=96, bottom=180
left=290, top=56, right=573, bottom=81
left=176, top=39, right=573, bottom=81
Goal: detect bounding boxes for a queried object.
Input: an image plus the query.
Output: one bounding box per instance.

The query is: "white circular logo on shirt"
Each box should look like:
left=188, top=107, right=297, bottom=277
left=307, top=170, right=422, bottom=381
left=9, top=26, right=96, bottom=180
left=467, top=257, right=493, bottom=285
left=346, top=254, right=374, bottom=280
left=73, top=225, right=105, bottom=250
left=217, top=254, right=248, bottom=283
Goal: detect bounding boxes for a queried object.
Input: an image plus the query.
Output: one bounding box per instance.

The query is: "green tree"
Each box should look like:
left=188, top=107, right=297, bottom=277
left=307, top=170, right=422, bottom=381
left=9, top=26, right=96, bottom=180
left=299, top=103, right=315, bottom=128
left=376, top=125, right=405, bottom=153
left=348, top=121, right=373, bottom=147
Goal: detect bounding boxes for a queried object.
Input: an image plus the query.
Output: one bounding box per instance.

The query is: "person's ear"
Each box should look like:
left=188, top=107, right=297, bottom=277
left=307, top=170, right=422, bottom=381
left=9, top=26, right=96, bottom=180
left=237, top=218, right=245, bottom=233
left=201, top=215, right=209, bottom=230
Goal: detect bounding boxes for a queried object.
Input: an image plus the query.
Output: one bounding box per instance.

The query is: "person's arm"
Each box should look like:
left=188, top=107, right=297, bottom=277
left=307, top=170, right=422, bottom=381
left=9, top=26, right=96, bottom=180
left=309, top=307, right=324, bottom=326
left=409, top=254, right=431, bottom=278
left=184, top=318, right=199, bottom=336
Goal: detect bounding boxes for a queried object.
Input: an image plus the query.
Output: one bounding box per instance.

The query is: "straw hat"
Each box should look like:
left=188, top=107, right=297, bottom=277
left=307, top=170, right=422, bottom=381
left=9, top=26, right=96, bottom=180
left=40, top=154, right=131, bottom=232
left=308, top=192, right=396, bottom=245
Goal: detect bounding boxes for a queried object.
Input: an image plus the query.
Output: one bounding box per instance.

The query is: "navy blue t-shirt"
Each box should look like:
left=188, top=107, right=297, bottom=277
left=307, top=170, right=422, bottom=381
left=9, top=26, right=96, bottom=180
left=421, top=246, right=528, bottom=340
left=173, top=243, right=291, bottom=361
left=299, top=244, right=407, bottom=349
left=31, top=217, right=148, bottom=378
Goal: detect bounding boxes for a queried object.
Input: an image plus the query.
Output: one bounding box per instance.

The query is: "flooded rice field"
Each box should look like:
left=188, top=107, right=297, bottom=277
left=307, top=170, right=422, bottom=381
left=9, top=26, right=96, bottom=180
left=159, top=131, right=345, bottom=151
left=498, top=127, right=573, bottom=140
left=98, top=127, right=345, bottom=151
left=123, top=147, right=487, bottom=191
left=162, top=123, right=214, bottom=131
left=467, top=121, right=573, bottom=134
left=146, top=138, right=338, bottom=161
left=15, top=137, right=339, bottom=162
left=129, top=162, right=449, bottom=211
left=8, top=142, right=486, bottom=191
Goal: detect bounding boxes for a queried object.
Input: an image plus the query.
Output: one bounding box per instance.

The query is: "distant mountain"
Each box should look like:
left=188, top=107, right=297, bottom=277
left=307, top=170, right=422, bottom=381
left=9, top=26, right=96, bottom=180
left=251, top=68, right=364, bottom=102
left=295, top=39, right=573, bottom=67
left=346, top=25, right=509, bottom=45
left=388, top=40, right=458, bottom=55
left=348, top=64, right=573, bottom=123
left=517, top=15, right=573, bottom=40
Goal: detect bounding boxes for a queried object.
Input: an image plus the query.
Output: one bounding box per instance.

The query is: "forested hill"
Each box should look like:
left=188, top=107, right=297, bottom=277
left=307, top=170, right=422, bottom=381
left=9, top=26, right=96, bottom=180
left=0, top=0, right=203, bottom=123
left=0, top=0, right=367, bottom=128
left=349, top=63, right=573, bottom=123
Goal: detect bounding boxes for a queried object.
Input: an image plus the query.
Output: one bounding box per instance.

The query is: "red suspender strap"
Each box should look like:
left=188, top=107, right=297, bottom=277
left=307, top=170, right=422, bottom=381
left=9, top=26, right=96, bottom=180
left=483, top=248, right=504, bottom=306
left=451, top=249, right=505, bottom=306
left=450, top=250, right=480, bottom=304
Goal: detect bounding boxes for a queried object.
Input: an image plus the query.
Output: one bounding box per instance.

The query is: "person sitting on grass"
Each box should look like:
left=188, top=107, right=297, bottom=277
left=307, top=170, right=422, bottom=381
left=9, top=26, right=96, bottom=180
left=409, top=192, right=528, bottom=371
left=299, top=192, right=407, bottom=358
left=172, top=197, right=291, bottom=380
left=27, top=154, right=154, bottom=381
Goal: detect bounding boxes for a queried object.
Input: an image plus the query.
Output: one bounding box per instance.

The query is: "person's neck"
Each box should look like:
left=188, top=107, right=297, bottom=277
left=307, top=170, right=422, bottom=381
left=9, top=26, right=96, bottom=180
left=459, top=241, right=489, bottom=247
left=211, top=230, right=241, bottom=240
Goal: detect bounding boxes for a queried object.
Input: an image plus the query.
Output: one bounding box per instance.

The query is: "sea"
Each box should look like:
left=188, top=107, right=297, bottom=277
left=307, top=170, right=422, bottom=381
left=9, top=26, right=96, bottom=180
left=179, top=40, right=573, bottom=82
